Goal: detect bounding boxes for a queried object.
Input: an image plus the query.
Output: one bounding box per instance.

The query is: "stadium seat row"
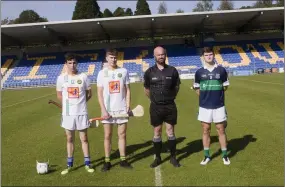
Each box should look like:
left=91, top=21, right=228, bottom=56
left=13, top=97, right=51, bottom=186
left=2, top=39, right=284, bottom=89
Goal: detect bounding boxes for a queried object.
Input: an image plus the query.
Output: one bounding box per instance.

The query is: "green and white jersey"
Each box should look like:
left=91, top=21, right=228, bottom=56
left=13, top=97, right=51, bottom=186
left=193, top=64, right=229, bottom=109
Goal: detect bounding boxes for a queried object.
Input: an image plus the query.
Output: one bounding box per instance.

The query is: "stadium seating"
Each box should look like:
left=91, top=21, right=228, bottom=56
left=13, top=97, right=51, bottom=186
left=1, top=55, right=17, bottom=76
left=206, top=39, right=284, bottom=71
left=2, top=39, right=284, bottom=89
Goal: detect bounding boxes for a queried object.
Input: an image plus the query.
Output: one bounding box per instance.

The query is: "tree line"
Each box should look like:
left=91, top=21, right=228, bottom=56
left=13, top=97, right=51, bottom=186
left=2, top=0, right=284, bottom=25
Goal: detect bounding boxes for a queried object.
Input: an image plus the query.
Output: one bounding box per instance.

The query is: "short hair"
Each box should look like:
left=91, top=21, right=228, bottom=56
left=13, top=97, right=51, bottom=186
left=105, top=48, right=118, bottom=57
left=202, top=47, right=214, bottom=55
left=65, top=53, right=77, bottom=62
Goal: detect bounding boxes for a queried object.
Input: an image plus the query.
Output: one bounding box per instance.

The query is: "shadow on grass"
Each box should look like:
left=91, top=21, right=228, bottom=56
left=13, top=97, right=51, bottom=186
left=72, top=139, right=156, bottom=171
left=176, top=136, right=219, bottom=162
left=128, top=137, right=186, bottom=166
left=48, top=165, right=58, bottom=174
left=211, top=134, right=257, bottom=160
left=65, top=134, right=256, bottom=171
left=176, top=134, right=257, bottom=162
left=72, top=137, right=186, bottom=171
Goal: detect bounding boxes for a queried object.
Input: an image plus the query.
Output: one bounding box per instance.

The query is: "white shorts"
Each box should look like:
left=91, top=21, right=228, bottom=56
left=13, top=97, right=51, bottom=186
left=198, top=106, right=227, bottom=123
left=61, top=115, right=90, bottom=131
left=101, top=110, right=128, bottom=125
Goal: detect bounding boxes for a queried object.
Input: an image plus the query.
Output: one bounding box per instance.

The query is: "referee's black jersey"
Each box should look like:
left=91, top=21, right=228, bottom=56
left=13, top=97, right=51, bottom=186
left=144, top=64, right=180, bottom=105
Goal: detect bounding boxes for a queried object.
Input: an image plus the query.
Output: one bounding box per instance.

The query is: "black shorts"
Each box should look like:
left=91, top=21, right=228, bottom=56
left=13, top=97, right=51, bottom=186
left=150, top=103, right=177, bottom=127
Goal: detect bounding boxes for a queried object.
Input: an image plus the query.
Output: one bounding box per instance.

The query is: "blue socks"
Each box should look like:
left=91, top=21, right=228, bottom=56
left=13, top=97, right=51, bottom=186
left=67, top=156, right=91, bottom=167
left=84, top=156, right=91, bottom=166
left=67, top=157, right=73, bottom=167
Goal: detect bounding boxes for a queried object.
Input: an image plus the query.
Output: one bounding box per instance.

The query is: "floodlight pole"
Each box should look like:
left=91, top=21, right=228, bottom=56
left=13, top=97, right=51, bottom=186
left=97, top=22, right=110, bottom=42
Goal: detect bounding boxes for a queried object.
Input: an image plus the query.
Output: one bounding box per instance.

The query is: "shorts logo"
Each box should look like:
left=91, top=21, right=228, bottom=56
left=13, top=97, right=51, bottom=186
left=77, top=79, right=82, bottom=84
left=117, top=73, right=122, bottom=78
left=109, top=81, right=120, bottom=94
left=68, top=87, right=79, bottom=98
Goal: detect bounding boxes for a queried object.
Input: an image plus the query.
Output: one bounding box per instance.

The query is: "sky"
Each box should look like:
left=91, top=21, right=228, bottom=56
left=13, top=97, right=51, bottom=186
left=1, top=1, right=257, bottom=21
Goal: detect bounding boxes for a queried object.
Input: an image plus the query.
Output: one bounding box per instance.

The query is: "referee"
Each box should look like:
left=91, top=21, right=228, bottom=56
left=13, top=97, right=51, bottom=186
left=143, top=46, right=181, bottom=168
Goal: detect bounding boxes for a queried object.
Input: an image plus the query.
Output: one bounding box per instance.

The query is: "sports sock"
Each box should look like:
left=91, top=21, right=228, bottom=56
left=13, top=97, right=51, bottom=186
left=204, top=148, right=210, bottom=158
left=67, top=157, right=73, bottom=167
left=221, top=148, right=228, bottom=158
left=84, top=156, right=90, bottom=166
left=120, top=156, right=126, bottom=161
left=105, top=157, right=110, bottom=163
left=168, top=135, right=176, bottom=157
left=153, top=137, right=162, bottom=160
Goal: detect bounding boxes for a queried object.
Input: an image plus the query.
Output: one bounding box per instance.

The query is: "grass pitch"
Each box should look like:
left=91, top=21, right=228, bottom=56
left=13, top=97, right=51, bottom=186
left=2, top=73, right=284, bottom=186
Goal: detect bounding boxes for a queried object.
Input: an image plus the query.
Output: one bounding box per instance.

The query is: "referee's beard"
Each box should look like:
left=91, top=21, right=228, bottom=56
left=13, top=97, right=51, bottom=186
left=155, top=59, right=166, bottom=66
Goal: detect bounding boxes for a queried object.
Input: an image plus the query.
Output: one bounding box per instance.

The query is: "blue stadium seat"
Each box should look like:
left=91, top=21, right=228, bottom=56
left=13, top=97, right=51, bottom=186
left=1, top=39, right=284, bottom=88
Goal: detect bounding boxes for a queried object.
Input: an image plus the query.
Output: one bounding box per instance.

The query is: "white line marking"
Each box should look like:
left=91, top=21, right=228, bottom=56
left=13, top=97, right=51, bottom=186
left=236, top=79, right=284, bottom=86
left=2, top=93, right=55, bottom=109
left=154, top=155, right=163, bottom=187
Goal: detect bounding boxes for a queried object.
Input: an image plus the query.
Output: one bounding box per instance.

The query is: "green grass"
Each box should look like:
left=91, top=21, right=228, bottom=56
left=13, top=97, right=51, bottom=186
left=2, top=73, right=284, bottom=186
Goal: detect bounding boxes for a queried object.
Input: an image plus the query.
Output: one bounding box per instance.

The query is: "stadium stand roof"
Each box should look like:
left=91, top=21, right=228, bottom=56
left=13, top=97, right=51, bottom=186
left=1, top=7, right=284, bottom=47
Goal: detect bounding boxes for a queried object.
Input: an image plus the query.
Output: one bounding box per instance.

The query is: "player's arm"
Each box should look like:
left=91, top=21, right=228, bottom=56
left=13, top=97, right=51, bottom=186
left=143, top=69, right=150, bottom=98
left=57, top=91, right=63, bottom=102
left=125, top=84, right=131, bottom=111
left=194, top=87, right=200, bottom=96
left=86, top=89, right=92, bottom=102
left=96, top=72, right=110, bottom=118
left=85, top=76, right=92, bottom=102
left=125, top=71, right=131, bottom=111
left=222, top=69, right=230, bottom=91
left=193, top=71, right=200, bottom=96
left=144, top=88, right=150, bottom=98
left=97, top=86, right=107, bottom=112
left=56, top=76, right=63, bottom=102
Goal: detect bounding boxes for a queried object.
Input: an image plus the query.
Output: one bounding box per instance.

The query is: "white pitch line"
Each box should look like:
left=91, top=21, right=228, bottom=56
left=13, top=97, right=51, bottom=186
left=154, top=155, right=163, bottom=187
left=2, top=93, right=55, bottom=109
left=236, top=79, right=284, bottom=86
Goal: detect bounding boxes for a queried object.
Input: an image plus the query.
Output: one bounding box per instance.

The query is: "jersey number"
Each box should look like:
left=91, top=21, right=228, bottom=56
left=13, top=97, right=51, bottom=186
left=68, top=87, right=79, bottom=98
left=109, top=81, right=120, bottom=94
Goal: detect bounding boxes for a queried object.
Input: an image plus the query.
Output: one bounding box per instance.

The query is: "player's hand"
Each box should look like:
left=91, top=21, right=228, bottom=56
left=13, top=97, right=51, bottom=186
left=102, top=110, right=111, bottom=119
left=126, top=106, right=131, bottom=114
